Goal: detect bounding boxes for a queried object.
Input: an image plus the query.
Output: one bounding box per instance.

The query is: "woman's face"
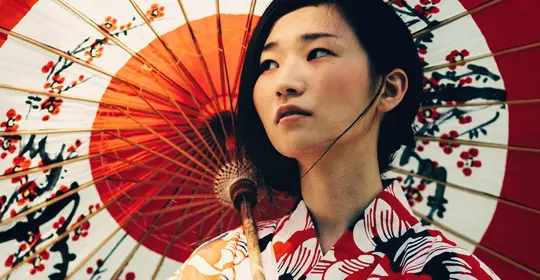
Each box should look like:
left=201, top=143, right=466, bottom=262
left=253, top=5, right=379, bottom=160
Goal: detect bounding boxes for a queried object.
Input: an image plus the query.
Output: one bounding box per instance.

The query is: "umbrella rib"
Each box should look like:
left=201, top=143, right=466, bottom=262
left=412, top=0, right=503, bottom=39
left=174, top=0, right=232, bottom=162
left=215, top=0, right=236, bottom=142
left=413, top=210, right=540, bottom=278
left=124, top=193, right=217, bottom=201
left=114, top=106, right=220, bottom=174
left=169, top=206, right=224, bottom=240
left=145, top=70, right=227, bottom=168
left=137, top=199, right=218, bottom=217
left=0, top=148, right=176, bottom=228
left=105, top=128, right=215, bottom=180
left=0, top=127, right=178, bottom=137
left=106, top=177, right=209, bottom=191
left=0, top=27, right=198, bottom=110
left=415, top=136, right=540, bottom=154
left=421, top=98, right=540, bottom=109
left=126, top=0, right=214, bottom=107
left=0, top=83, right=195, bottom=118
left=207, top=208, right=234, bottom=238
left=1, top=158, right=179, bottom=279
left=151, top=216, right=186, bottom=280
left=232, top=0, right=257, bottom=106
left=111, top=160, right=206, bottom=280
left=390, top=167, right=540, bottom=216
left=0, top=135, right=170, bottom=183
left=66, top=160, right=181, bottom=280
left=425, top=40, right=540, bottom=72
left=57, top=0, right=208, bottom=107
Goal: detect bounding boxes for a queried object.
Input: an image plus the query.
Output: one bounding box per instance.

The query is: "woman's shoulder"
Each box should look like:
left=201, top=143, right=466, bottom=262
left=167, top=218, right=283, bottom=280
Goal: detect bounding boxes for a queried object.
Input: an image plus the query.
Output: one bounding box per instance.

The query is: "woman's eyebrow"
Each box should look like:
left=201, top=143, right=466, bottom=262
left=262, top=32, right=338, bottom=53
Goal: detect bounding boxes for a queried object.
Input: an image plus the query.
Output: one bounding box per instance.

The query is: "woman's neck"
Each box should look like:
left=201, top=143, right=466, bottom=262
left=298, top=138, right=383, bottom=254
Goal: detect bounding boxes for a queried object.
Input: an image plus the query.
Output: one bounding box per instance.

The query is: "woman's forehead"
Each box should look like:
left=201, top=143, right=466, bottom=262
left=265, top=5, right=352, bottom=44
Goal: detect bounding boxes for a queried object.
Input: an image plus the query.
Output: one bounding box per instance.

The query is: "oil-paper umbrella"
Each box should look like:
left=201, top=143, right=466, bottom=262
left=0, top=0, right=539, bottom=279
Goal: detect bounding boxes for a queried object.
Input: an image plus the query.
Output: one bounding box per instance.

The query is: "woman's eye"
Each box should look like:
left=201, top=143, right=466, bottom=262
left=307, top=48, right=332, bottom=61
left=259, top=60, right=278, bottom=72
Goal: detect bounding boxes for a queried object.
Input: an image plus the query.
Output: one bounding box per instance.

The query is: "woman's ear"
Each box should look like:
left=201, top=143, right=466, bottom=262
left=377, top=68, right=408, bottom=113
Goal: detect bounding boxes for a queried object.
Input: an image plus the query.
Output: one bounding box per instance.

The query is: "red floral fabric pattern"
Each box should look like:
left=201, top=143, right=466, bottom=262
left=169, top=180, right=499, bottom=279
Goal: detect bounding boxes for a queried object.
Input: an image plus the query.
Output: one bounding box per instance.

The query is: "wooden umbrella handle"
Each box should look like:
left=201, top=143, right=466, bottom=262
left=240, top=199, right=266, bottom=280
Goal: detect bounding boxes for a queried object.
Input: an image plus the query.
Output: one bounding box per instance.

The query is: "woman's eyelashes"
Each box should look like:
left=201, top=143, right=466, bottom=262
left=259, top=48, right=335, bottom=72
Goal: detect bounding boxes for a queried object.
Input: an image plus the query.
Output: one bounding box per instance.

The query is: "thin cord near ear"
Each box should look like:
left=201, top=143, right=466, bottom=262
left=300, top=75, right=387, bottom=179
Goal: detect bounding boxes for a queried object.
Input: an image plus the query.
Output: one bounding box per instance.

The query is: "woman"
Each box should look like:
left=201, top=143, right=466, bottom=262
left=170, top=0, right=499, bottom=279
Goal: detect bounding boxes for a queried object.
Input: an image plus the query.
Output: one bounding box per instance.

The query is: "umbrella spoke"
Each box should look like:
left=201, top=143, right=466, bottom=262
left=207, top=208, right=234, bottom=237
left=0, top=135, right=170, bottom=183
left=232, top=0, right=257, bottom=103
left=415, top=136, right=540, bottom=153
left=174, top=0, right=232, bottom=162
left=0, top=127, right=176, bottom=137
left=124, top=194, right=217, bottom=201
left=421, top=98, right=540, bottom=109
left=57, top=0, right=208, bottom=107
left=105, top=128, right=215, bottom=180
left=413, top=210, right=540, bottom=279
left=153, top=204, right=222, bottom=232
left=168, top=206, right=224, bottom=240
left=0, top=27, right=195, bottom=111
left=151, top=217, right=185, bottom=280
left=0, top=148, right=178, bottom=227
left=0, top=83, right=194, bottom=118
left=215, top=0, right=236, bottom=141
left=137, top=199, right=218, bottom=217
left=114, top=106, right=221, bottom=173
left=0, top=159, right=179, bottom=279
left=390, top=167, right=540, bottom=215
left=106, top=178, right=209, bottom=191
left=425, top=40, right=540, bottom=72
left=412, top=0, right=502, bottom=39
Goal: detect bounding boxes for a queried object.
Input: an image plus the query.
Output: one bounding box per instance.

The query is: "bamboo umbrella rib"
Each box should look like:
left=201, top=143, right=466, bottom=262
left=0, top=159, right=174, bottom=280
left=413, top=210, right=540, bottom=278
left=125, top=194, right=217, bottom=200
left=169, top=0, right=222, bottom=113
left=415, top=136, right=540, bottom=153
left=421, top=98, right=540, bottom=109
left=206, top=208, right=233, bottom=237
left=143, top=70, right=226, bottom=168
left=232, top=0, right=257, bottom=101
left=413, top=0, right=502, bottom=39
left=151, top=216, right=185, bottom=280
left=390, top=167, right=540, bottom=215
left=425, top=41, right=540, bottom=72
left=113, top=106, right=220, bottom=173
left=0, top=83, right=195, bottom=118
left=65, top=222, right=124, bottom=279
left=215, top=0, right=236, bottom=141
left=105, top=128, right=215, bottom=180
left=0, top=149, right=176, bottom=228
left=169, top=0, right=233, bottom=164
left=104, top=154, right=212, bottom=186
left=0, top=133, right=169, bottom=183
left=125, top=0, right=231, bottom=166
left=151, top=203, right=221, bottom=231
left=66, top=160, right=181, bottom=279
left=106, top=177, right=210, bottom=190
left=137, top=199, right=218, bottom=217
left=0, top=27, right=189, bottom=107
left=0, top=195, right=110, bottom=279
left=170, top=206, right=224, bottom=241
left=57, top=0, right=208, bottom=107
left=126, top=0, right=212, bottom=107
left=111, top=163, right=203, bottom=279
left=0, top=127, right=176, bottom=136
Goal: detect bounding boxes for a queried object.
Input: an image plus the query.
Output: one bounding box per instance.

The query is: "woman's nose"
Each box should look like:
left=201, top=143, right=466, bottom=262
left=275, top=61, right=306, bottom=98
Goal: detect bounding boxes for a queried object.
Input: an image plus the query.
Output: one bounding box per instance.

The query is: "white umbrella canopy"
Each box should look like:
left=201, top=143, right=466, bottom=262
left=0, top=0, right=539, bottom=279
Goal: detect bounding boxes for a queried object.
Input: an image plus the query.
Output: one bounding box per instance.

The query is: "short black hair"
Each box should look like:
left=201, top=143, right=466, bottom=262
left=236, top=0, right=423, bottom=197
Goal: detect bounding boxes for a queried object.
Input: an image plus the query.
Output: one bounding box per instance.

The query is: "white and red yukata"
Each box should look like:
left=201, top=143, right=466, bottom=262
left=169, top=180, right=499, bottom=279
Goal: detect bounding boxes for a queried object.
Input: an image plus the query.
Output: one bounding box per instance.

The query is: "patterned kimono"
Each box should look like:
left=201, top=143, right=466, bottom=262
left=169, top=180, right=499, bottom=279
